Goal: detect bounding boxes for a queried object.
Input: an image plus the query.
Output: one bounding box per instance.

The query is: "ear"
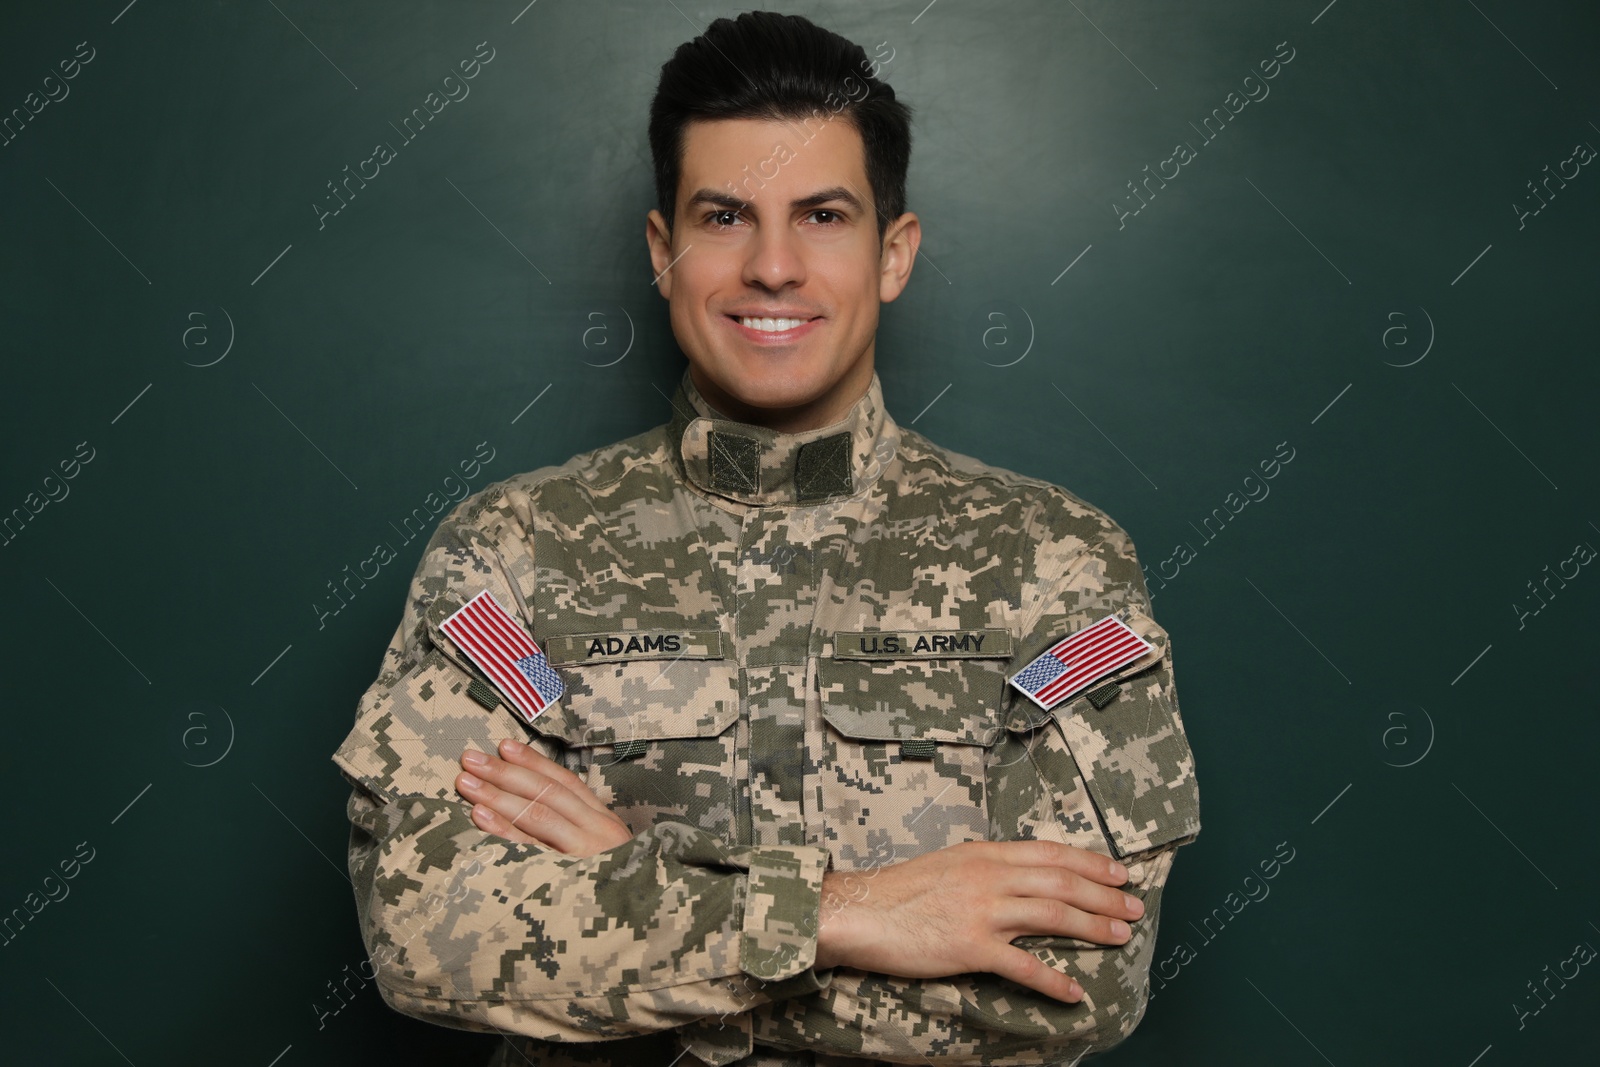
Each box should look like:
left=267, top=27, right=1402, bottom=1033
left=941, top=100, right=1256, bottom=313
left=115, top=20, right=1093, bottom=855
left=878, top=211, right=921, bottom=304
left=646, top=209, right=676, bottom=299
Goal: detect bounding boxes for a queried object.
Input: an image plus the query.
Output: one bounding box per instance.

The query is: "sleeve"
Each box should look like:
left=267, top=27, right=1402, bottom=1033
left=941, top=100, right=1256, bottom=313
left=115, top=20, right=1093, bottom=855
left=330, top=484, right=836, bottom=1043
left=740, top=508, right=1202, bottom=1065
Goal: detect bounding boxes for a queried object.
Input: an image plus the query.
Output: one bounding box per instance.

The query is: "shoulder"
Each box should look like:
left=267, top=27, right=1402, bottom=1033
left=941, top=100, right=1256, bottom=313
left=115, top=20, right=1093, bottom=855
left=441, top=422, right=674, bottom=539
left=893, top=425, right=1133, bottom=556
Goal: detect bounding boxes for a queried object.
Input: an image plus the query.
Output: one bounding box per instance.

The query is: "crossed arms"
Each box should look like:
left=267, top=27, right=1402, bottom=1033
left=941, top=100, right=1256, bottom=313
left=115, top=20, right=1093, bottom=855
left=333, top=486, right=1195, bottom=1062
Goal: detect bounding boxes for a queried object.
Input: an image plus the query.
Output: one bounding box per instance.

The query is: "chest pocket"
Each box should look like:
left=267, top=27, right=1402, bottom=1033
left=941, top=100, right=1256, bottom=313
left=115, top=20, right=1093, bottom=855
left=529, top=627, right=740, bottom=840
left=996, top=608, right=1201, bottom=862
left=816, top=629, right=1012, bottom=870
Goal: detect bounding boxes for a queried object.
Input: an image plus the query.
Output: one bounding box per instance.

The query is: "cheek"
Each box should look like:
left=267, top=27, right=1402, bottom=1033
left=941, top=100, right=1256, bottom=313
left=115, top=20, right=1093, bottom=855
left=669, top=291, right=712, bottom=342
left=814, top=255, right=876, bottom=309
left=839, top=274, right=883, bottom=333
left=673, top=260, right=737, bottom=322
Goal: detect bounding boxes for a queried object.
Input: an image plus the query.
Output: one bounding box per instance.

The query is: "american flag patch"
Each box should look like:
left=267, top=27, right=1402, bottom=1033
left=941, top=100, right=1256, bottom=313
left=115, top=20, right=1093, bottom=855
left=438, top=590, right=564, bottom=725
left=1008, top=613, right=1154, bottom=712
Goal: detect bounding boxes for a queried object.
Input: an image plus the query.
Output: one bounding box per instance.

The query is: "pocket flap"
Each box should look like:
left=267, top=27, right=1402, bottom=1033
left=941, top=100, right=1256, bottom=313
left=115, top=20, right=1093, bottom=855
left=1020, top=610, right=1201, bottom=858
left=332, top=648, right=515, bottom=803
left=529, top=653, right=740, bottom=747
left=818, top=641, right=1010, bottom=746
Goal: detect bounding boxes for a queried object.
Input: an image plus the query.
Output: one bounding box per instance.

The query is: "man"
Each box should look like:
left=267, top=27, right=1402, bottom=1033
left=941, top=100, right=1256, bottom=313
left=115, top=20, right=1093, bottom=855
left=331, top=11, right=1200, bottom=1066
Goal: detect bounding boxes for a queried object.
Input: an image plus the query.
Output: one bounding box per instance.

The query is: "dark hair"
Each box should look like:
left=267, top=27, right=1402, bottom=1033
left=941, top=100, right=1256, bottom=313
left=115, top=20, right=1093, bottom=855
left=648, top=10, right=912, bottom=246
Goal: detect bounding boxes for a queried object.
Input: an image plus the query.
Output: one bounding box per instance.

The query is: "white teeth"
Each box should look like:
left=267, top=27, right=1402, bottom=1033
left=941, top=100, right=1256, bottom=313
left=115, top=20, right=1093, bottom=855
left=738, top=316, right=808, bottom=332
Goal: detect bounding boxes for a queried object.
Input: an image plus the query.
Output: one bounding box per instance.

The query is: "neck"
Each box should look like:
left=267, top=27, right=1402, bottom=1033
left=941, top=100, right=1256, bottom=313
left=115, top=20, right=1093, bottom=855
left=668, top=361, right=898, bottom=508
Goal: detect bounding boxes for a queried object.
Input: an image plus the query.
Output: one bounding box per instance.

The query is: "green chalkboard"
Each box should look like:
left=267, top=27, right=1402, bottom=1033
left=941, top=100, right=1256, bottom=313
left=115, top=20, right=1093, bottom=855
left=2, top=1, right=1595, bottom=1063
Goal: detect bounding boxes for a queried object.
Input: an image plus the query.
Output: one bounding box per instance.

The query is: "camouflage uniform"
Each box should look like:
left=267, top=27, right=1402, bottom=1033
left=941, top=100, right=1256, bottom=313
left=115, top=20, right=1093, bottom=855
left=332, top=366, right=1201, bottom=1066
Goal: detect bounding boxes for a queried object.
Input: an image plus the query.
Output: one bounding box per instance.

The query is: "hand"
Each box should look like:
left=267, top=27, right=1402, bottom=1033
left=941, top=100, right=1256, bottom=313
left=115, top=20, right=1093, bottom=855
left=815, top=839, right=1146, bottom=1004
left=456, top=738, right=634, bottom=858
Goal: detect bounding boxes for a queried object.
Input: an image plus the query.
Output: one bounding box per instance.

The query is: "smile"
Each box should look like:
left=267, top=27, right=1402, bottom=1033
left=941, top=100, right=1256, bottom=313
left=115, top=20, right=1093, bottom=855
left=724, top=315, right=823, bottom=343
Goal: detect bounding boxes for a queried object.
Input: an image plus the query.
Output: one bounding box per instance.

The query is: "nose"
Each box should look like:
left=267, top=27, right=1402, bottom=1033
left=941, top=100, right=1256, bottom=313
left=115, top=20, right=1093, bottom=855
left=741, top=219, right=807, bottom=292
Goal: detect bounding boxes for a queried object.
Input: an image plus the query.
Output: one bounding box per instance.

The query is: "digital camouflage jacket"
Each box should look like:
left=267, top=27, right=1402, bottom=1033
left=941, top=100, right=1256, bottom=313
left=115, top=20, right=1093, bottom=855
left=331, top=366, right=1201, bottom=1066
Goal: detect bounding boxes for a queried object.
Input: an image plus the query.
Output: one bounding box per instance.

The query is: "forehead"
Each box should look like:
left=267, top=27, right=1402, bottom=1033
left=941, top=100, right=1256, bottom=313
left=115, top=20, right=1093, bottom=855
left=677, top=115, right=869, bottom=203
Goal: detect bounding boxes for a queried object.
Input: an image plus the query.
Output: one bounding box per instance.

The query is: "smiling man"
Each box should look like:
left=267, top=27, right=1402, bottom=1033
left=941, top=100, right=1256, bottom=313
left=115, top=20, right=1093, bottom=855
left=332, top=11, right=1200, bottom=1067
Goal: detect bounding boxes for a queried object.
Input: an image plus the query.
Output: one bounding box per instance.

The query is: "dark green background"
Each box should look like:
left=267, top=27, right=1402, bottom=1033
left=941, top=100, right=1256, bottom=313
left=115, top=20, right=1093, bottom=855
left=3, top=1, right=1595, bottom=1063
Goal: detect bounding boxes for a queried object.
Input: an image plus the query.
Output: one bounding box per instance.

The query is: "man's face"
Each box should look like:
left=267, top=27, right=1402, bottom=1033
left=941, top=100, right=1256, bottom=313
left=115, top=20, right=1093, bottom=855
left=647, top=115, right=918, bottom=431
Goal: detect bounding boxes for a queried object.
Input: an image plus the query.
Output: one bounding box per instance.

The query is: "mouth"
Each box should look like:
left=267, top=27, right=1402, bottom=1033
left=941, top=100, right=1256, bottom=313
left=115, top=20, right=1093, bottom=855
left=723, top=314, right=824, bottom=345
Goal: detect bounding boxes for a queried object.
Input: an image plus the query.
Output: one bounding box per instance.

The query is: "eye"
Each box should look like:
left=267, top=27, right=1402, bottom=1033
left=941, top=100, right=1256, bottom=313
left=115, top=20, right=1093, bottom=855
left=706, top=209, right=743, bottom=229
left=810, top=209, right=843, bottom=225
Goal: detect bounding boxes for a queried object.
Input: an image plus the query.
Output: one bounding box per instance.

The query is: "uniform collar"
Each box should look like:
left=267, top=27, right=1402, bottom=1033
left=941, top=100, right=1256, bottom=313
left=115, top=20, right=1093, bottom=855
left=667, top=365, right=896, bottom=507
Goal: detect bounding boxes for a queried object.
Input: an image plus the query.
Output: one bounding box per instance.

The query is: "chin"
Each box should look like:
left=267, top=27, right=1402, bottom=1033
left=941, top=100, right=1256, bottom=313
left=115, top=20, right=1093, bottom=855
left=711, top=354, right=832, bottom=409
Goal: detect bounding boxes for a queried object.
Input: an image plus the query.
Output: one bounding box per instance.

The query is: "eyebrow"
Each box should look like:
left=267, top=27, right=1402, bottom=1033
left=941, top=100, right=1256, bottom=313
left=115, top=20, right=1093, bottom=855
left=686, top=185, right=866, bottom=215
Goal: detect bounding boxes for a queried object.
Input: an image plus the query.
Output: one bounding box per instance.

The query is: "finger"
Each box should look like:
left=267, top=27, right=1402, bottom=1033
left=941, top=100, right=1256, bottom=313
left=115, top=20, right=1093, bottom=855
left=461, top=748, right=599, bottom=830
left=1011, top=865, right=1145, bottom=923
left=1001, top=894, right=1134, bottom=947
left=496, top=738, right=613, bottom=815
left=994, top=839, right=1129, bottom=886
left=462, top=795, right=542, bottom=847
left=459, top=749, right=632, bottom=853
left=982, top=943, right=1084, bottom=1004
left=457, top=768, right=587, bottom=853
